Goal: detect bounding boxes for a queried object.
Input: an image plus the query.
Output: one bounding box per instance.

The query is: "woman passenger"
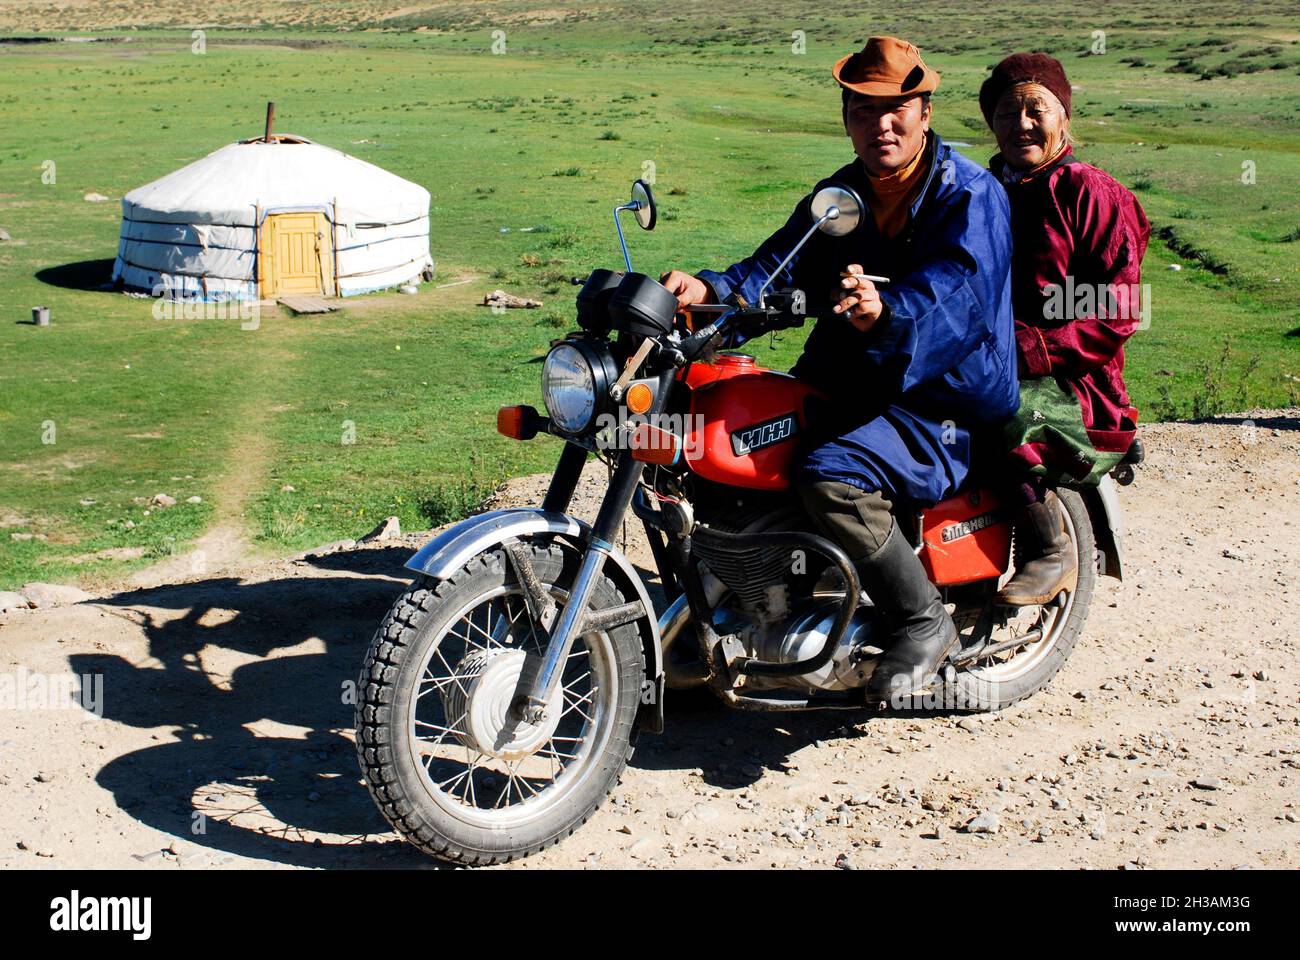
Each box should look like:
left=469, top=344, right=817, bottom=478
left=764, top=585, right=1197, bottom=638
left=980, top=53, right=1151, bottom=605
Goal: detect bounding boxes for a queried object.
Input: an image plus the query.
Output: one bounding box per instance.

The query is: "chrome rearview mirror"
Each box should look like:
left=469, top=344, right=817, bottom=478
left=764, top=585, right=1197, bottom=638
left=754, top=181, right=866, bottom=307
left=630, top=179, right=657, bottom=231
left=809, top=183, right=865, bottom=237
left=613, top=179, right=658, bottom=273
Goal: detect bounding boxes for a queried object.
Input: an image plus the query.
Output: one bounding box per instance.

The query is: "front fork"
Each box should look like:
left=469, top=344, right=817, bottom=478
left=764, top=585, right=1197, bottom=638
left=515, top=366, right=676, bottom=723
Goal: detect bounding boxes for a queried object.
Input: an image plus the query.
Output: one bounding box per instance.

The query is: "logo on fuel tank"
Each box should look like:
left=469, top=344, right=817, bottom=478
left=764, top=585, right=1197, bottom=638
left=731, top=413, right=798, bottom=457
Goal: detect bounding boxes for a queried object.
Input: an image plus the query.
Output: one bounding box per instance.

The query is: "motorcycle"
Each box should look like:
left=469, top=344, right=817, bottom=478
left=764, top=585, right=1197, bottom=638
left=355, top=179, right=1143, bottom=864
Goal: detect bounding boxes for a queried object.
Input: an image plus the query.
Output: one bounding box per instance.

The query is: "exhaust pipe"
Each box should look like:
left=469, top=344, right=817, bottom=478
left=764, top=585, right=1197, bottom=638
left=657, top=594, right=708, bottom=689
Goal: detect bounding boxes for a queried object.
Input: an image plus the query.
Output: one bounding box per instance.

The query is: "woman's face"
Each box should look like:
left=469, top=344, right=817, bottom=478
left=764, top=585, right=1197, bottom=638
left=992, top=83, right=1067, bottom=170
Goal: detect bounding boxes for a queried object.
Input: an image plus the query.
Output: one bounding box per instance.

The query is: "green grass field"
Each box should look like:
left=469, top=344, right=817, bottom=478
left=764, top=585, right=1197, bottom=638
left=1, top=1, right=1297, bottom=589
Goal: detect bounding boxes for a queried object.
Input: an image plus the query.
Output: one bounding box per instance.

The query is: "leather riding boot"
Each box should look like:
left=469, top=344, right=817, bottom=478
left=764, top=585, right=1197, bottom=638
left=858, top=521, right=960, bottom=704
left=996, top=490, right=1078, bottom=606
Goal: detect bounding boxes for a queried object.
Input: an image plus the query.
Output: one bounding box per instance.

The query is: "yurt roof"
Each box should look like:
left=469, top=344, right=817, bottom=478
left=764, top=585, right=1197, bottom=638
left=121, top=137, right=429, bottom=228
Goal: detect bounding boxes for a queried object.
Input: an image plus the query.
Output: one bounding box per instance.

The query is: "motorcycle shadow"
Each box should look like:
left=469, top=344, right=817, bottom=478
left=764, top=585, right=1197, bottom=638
left=76, top=551, right=448, bottom=869
left=633, top=687, right=872, bottom=789
left=636, top=686, right=981, bottom=790
left=74, top=544, right=975, bottom=864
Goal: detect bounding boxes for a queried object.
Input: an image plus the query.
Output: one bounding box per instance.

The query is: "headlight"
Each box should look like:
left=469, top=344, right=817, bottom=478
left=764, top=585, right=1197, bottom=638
left=542, top=342, right=601, bottom=433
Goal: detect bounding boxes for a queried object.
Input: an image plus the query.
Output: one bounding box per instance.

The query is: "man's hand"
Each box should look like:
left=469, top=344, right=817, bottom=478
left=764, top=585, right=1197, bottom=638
left=660, top=270, right=712, bottom=309
left=833, top=263, right=885, bottom=333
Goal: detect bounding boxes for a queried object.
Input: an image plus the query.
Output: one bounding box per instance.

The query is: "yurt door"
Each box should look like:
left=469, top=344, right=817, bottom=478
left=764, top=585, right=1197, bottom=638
left=259, top=213, right=334, bottom=297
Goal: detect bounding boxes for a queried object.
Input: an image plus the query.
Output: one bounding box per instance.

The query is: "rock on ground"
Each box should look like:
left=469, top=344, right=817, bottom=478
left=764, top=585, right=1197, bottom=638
left=0, top=590, right=33, bottom=613
left=17, top=583, right=94, bottom=608
left=358, top=516, right=402, bottom=544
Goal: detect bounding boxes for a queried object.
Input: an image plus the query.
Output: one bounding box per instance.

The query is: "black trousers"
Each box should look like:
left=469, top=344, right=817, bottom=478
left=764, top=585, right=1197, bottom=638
left=796, top=479, right=895, bottom=563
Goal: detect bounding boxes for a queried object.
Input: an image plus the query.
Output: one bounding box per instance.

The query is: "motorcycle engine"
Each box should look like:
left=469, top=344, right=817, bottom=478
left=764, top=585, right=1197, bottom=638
left=743, top=599, right=881, bottom=692
left=690, top=502, right=882, bottom=694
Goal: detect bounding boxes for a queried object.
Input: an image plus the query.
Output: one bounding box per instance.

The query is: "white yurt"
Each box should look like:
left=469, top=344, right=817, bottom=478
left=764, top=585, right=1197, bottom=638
left=112, top=115, right=433, bottom=301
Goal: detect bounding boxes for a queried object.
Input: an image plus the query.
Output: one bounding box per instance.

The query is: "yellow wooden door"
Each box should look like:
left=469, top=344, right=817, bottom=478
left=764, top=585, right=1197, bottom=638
left=259, top=213, right=333, bottom=297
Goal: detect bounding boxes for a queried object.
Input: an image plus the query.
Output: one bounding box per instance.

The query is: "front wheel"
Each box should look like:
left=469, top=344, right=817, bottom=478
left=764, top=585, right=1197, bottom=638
left=356, top=543, right=644, bottom=865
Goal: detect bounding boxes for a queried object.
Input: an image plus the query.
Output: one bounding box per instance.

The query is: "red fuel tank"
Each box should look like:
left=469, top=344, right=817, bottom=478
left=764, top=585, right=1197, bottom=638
left=682, top=353, right=826, bottom=491
left=918, top=487, right=1012, bottom=587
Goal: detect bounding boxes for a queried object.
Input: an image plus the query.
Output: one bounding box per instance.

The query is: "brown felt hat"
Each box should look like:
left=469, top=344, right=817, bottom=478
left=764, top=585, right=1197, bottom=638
left=832, top=36, right=940, bottom=98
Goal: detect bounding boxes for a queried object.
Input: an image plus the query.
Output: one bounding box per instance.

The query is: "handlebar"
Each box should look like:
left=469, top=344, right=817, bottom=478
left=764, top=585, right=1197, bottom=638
left=568, top=269, right=807, bottom=365
left=674, top=289, right=807, bottom=364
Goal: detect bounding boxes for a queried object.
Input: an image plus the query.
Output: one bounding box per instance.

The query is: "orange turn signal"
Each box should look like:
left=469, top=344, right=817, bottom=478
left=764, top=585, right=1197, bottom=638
left=625, top=382, right=653, bottom=415
left=497, top=405, right=534, bottom=440
left=629, top=422, right=681, bottom=465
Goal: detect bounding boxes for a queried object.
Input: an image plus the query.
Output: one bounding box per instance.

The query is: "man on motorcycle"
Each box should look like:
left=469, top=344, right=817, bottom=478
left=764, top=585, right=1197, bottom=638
left=661, top=36, right=1019, bottom=702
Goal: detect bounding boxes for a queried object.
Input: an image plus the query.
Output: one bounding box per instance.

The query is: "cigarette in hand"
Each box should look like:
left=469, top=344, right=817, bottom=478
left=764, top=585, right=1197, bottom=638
left=840, top=271, right=890, bottom=284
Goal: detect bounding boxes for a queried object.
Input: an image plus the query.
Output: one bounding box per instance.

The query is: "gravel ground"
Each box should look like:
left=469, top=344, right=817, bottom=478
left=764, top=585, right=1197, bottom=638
left=0, top=411, right=1296, bottom=869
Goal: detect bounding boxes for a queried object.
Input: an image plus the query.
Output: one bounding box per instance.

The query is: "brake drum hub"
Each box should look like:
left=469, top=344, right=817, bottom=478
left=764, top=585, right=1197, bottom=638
left=441, top=649, right=563, bottom=762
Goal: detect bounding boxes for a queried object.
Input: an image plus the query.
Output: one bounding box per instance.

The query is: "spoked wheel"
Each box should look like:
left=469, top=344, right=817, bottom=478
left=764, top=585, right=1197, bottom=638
left=356, top=543, right=643, bottom=864
left=943, top=487, right=1097, bottom=711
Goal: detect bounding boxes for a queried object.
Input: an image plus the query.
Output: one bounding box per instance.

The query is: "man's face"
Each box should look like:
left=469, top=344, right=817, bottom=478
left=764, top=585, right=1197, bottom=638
left=844, top=93, right=932, bottom=176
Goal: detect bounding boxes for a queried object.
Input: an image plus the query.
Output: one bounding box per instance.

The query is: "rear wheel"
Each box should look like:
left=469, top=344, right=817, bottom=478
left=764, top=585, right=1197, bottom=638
left=356, top=543, right=644, bottom=864
left=942, top=487, right=1096, bottom=711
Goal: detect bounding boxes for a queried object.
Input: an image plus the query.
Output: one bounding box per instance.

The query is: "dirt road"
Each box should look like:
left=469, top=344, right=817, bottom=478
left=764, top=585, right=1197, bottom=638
left=1, top=411, right=1296, bottom=869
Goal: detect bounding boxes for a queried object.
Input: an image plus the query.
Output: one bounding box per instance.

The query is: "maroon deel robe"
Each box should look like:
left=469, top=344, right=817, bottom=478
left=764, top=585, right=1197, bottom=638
left=996, top=152, right=1151, bottom=455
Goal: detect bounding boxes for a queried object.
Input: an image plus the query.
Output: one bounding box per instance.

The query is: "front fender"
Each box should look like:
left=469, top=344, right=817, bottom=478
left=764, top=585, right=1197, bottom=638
left=406, top=508, right=665, bottom=733
left=406, top=509, right=586, bottom=579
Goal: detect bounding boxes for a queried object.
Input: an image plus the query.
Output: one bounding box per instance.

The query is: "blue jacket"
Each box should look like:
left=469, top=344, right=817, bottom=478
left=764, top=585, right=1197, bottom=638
left=696, top=132, right=1019, bottom=503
